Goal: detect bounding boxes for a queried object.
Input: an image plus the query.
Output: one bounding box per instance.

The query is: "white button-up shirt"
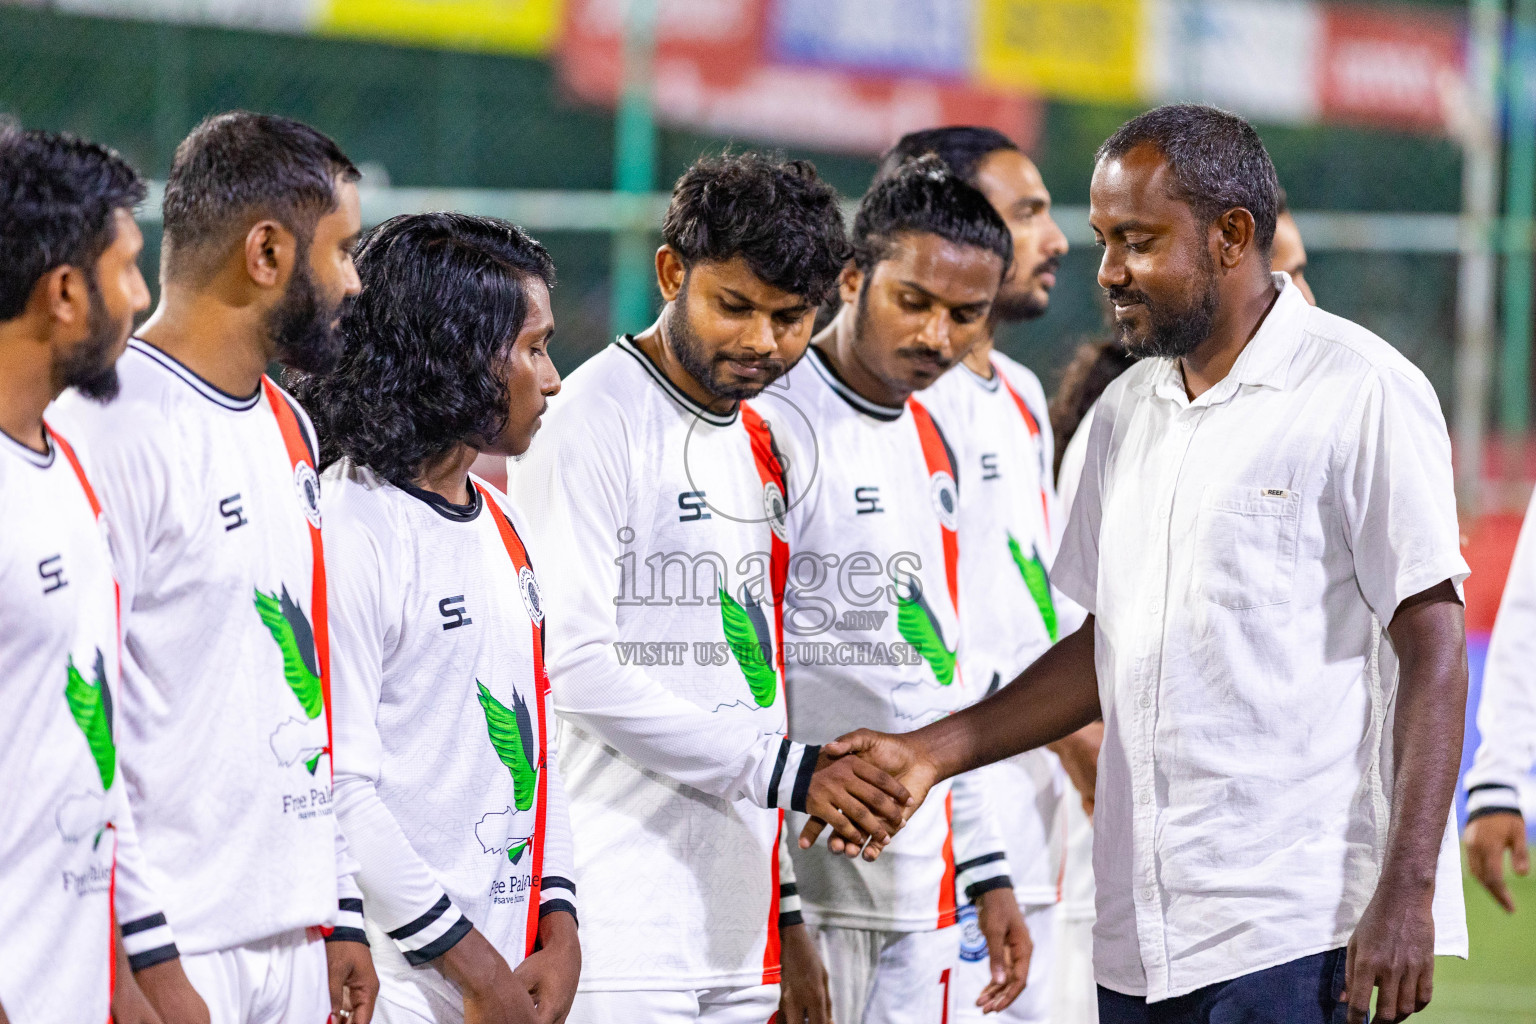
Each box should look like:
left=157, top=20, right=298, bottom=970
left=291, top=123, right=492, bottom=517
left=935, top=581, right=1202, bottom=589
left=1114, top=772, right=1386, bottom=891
left=1055, top=275, right=1470, bottom=1001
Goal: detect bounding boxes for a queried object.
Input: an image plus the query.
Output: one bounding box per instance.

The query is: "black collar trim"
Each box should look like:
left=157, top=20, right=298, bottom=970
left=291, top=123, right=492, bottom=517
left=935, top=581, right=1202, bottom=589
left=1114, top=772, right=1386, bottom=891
left=130, top=339, right=261, bottom=411
left=0, top=426, right=54, bottom=468
left=808, top=346, right=905, bottom=422
left=616, top=334, right=739, bottom=428
left=398, top=479, right=482, bottom=523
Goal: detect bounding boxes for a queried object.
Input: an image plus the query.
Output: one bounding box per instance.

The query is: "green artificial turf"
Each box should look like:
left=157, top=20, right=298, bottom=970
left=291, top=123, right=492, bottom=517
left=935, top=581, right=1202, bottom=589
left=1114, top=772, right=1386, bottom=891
left=1418, top=857, right=1536, bottom=1023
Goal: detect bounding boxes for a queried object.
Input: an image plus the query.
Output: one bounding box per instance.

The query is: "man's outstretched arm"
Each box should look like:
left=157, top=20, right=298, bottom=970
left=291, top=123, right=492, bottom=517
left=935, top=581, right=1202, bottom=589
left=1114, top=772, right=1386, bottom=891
left=803, top=616, right=1100, bottom=851
left=1343, top=580, right=1467, bottom=1024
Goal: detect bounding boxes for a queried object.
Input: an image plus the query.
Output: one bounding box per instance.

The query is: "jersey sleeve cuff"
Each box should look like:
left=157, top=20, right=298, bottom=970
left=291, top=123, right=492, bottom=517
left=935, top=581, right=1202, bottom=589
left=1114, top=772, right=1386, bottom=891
left=956, top=852, right=1013, bottom=902
left=324, top=897, right=369, bottom=945
left=767, top=741, right=820, bottom=813
left=540, top=876, right=578, bottom=926
left=778, top=881, right=804, bottom=928
left=1466, top=783, right=1524, bottom=823
left=387, top=893, right=472, bottom=965
left=120, top=913, right=179, bottom=972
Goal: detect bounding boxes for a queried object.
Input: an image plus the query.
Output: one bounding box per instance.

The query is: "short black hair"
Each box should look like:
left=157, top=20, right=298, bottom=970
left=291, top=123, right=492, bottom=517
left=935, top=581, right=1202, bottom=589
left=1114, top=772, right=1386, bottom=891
left=663, top=152, right=850, bottom=306
left=876, top=126, right=1019, bottom=188
left=0, top=127, right=146, bottom=320
left=289, top=212, right=555, bottom=485
left=161, top=111, right=359, bottom=282
left=1096, top=104, right=1280, bottom=254
left=851, top=154, right=1013, bottom=276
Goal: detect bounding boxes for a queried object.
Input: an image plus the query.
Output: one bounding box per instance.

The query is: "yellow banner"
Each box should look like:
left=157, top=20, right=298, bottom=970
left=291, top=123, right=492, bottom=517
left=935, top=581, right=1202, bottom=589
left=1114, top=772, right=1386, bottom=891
left=321, top=0, right=561, bottom=54
left=976, top=0, right=1144, bottom=105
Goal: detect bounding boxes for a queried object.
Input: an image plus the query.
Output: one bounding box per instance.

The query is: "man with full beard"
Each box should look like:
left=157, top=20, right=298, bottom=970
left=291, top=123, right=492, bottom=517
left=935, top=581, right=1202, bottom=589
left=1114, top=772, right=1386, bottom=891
left=50, top=112, right=379, bottom=1024
left=811, top=105, right=1471, bottom=1024
left=871, top=127, right=1090, bottom=1024
left=510, top=152, right=911, bottom=1024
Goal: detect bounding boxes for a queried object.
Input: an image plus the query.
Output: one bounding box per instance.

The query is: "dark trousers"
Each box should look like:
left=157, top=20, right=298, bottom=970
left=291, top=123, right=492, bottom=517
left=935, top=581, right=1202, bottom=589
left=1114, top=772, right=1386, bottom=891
left=1099, top=948, right=1357, bottom=1024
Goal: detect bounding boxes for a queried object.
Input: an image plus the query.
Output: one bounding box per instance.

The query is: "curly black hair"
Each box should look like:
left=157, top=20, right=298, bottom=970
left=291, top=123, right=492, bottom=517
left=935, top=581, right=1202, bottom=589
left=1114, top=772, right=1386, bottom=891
left=663, top=151, right=850, bottom=306
left=0, top=126, right=146, bottom=320
left=851, top=154, right=1012, bottom=278
left=875, top=125, right=1019, bottom=189
left=288, top=212, right=555, bottom=485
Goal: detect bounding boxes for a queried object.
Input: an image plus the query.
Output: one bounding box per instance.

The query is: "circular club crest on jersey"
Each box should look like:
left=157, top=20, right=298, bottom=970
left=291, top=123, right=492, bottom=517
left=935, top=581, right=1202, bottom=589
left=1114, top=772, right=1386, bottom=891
left=957, top=903, right=988, bottom=962
left=763, top=481, right=789, bottom=543
left=929, top=470, right=958, bottom=532
left=293, top=462, right=322, bottom=529
left=518, top=565, right=544, bottom=625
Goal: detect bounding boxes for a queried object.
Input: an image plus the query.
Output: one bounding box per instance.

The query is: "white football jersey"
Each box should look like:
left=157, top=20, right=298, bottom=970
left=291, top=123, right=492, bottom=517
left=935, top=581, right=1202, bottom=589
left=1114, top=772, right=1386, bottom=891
left=922, top=354, right=1088, bottom=904
left=48, top=340, right=359, bottom=958
left=0, top=424, right=164, bottom=1022
left=510, top=337, right=815, bottom=991
left=326, top=460, right=576, bottom=991
left=767, top=347, right=1011, bottom=932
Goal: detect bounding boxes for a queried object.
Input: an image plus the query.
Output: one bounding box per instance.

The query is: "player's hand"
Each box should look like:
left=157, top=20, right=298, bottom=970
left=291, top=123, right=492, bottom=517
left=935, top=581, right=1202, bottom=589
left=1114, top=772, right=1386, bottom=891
left=800, top=730, right=935, bottom=860
left=802, top=740, right=914, bottom=861
left=441, top=927, right=539, bottom=1024
left=509, top=911, right=580, bottom=1024
left=974, top=888, right=1031, bottom=1014
left=326, top=937, right=379, bottom=1024
left=1465, top=811, right=1529, bottom=913
left=134, top=957, right=210, bottom=1024
left=1341, top=879, right=1435, bottom=1023
left=777, top=922, right=831, bottom=1024
left=1048, top=722, right=1103, bottom=821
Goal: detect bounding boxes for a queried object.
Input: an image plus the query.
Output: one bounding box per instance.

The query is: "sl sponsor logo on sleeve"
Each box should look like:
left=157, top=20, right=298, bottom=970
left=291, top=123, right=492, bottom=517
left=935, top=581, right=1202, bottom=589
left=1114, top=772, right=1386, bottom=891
left=294, top=462, right=322, bottom=529
left=957, top=903, right=989, bottom=962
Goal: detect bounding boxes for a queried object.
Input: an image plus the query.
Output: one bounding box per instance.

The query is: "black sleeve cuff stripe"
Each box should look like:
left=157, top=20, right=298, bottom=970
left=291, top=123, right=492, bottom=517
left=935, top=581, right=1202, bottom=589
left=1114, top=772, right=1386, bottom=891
left=790, top=744, right=820, bottom=814
left=401, top=915, right=472, bottom=966
left=780, top=882, right=798, bottom=897
left=338, top=897, right=364, bottom=914
left=767, top=738, right=791, bottom=809
left=324, top=927, right=370, bottom=946
left=1466, top=783, right=1520, bottom=795
left=539, top=900, right=578, bottom=924
left=777, top=910, right=804, bottom=929
left=120, top=913, right=168, bottom=937
left=1467, top=806, right=1524, bottom=824
left=541, top=876, right=576, bottom=895
left=964, top=876, right=1014, bottom=902
left=127, top=944, right=179, bottom=972
left=955, top=852, right=1007, bottom=873
left=388, top=894, right=452, bottom=940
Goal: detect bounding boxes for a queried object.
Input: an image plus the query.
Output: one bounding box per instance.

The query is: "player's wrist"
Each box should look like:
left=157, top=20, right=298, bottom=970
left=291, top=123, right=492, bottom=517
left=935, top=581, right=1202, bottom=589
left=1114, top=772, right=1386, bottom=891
left=438, top=927, right=510, bottom=995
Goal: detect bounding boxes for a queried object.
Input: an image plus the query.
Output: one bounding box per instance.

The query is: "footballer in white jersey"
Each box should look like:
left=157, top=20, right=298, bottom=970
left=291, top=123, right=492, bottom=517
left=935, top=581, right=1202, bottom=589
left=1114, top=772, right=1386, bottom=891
left=48, top=112, right=377, bottom=1022
left=779, top=158, right=1028, bottom=1024
left=296, top=213, right=578, bottom=1022
left=0, top=126, right=179, bottom=1023
left=512, top=153, right=908, bottom=1024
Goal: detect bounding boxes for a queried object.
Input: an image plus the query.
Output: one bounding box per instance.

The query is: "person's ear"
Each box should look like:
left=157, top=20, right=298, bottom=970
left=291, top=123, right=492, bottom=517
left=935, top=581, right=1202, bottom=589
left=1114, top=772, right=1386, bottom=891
left=655, top=245, right=687, bottom=303
left=1214, top=208, right=1256, bottom=270
left=37, top=264, right=91, bottom=334
left=838, top=263, right=863, bottom=306
left=243, top=220, right=296, bottom=290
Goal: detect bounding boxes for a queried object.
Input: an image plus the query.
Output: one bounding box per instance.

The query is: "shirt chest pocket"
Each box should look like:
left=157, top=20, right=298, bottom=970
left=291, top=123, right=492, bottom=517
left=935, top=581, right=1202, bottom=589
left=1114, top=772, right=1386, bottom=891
left=1193, top=484, right=1302, bottom=609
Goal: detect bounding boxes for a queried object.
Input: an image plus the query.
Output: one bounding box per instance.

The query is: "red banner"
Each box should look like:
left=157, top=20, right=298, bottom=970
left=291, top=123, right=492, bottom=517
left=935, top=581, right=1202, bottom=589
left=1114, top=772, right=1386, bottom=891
left=1318, top=4, right=1464, bottom=132
left=558, top=0, right=1039, bottom=155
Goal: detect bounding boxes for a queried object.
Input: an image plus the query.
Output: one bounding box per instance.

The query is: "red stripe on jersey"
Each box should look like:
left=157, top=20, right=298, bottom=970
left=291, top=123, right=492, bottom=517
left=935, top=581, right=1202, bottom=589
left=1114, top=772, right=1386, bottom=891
left=995, top=362, right=1052, bottom=545
left=741, top=404, right=789, bottom=980
left=937, top=790, right=957, bottom=928
left=476, top=484, right=552, bottom=958
left=262, top=379, right=333, bottom=781
left=907, top=399, right=960, bottom=615
left=761, top=807, right=784, bottom=984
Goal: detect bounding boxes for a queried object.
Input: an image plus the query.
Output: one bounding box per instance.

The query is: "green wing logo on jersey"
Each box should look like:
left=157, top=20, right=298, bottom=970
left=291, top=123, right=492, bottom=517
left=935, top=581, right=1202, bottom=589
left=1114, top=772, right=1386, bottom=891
left=894, top=573, right=955, bottom=686
left=64, top=648, right=115, bottom=791
left=254, top=585, right=326, bottom=774
left=1008, top=533, right=1058, bottom=643
left=719, top=584, right=776, bottom=708
left=477, top=682, right=541, bottom=863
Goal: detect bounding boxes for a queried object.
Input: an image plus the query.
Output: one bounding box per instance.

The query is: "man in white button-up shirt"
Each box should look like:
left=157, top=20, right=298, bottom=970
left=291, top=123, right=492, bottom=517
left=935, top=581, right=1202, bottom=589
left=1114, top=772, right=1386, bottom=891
left=805, top=105, right=1471, bottom=1024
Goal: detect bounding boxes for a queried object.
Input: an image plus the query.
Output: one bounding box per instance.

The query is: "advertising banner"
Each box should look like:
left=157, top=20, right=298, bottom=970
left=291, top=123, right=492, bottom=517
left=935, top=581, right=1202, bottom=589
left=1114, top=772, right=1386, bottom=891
left=769, top=0, right=972, bottom=80
left=1317, top=3, right=1464, bottom=132
left=976, top=0, right=1144, bottom=104
left=320, top=0, right=562, bottom=53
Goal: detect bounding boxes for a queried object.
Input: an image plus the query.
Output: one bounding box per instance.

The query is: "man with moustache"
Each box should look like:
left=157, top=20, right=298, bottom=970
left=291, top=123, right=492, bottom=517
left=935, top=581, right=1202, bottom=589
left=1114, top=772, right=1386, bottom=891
left=510, top=152, right=911, bottom=1024
left=772, top=157, right=1029, bottom=1024
left=49, top=112, right=379, bottom=1024
left=811, top=105, right=1470, bottom=1024
left=871, top=127, right=1090, bottom=1024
